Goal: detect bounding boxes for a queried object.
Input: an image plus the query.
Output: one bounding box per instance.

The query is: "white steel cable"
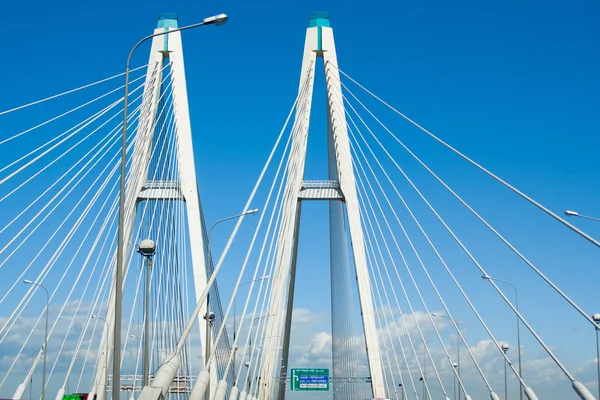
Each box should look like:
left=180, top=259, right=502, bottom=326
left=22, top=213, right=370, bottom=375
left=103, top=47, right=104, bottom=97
left=344, top=104, right=536, bottom=394
left=0, top=64, right=148, bottom=116
left=0, top=77, right=148, bottom=176
left=358, top=185, right=437, bottom=400
left=342, top=91, right=577, bottom=389
left=341, top=81, right=600, bottom=332
left=347, top=114, right=497, bottom=395
left=0, top=72, right=148, bottom=146
left=344, top=107, right=483, bottom=396
left=332, top=65, right=600, bottom=249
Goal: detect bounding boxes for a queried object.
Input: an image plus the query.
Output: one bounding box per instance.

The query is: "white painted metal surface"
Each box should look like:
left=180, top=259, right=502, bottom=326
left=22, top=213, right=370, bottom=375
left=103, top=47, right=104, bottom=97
left=258, top=18, right=386, bottom=400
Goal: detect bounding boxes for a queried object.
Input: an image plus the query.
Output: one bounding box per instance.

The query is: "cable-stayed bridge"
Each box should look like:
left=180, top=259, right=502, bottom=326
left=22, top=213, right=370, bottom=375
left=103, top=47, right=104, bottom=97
left=0, top=10, right=598, bottom=400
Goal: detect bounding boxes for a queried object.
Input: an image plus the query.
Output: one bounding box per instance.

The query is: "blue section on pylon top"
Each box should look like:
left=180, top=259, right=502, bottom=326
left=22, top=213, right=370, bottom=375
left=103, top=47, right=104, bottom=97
left=309, top=12, right=331, bottom=27
left=158, top=13, right=179, bottom=28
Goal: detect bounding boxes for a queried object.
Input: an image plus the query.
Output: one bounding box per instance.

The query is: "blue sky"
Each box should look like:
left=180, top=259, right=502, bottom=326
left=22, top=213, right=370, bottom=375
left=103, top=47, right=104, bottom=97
left=1, top=0, right=599, bottom=399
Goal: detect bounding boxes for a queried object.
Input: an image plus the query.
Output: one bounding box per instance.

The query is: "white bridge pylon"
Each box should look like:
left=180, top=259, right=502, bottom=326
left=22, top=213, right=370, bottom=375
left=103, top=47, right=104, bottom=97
left=259, top=13, right=387, bottom=400
left=92, top=14, right=216, bottom=400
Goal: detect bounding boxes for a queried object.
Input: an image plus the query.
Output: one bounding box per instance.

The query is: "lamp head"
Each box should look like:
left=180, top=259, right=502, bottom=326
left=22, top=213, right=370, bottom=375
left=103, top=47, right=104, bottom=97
left=137, top=239, right=156, bottom=257
left=592, top=313, right=600, bottom=322
left=246, top=208, right=260, bottom=215
left=23, top=279, right=34, bottom=285
left=203, top=13, right=228, bottom=26
left=501, top=343, right=509, bottom=352
left=564, top=210, right=579, bottom=217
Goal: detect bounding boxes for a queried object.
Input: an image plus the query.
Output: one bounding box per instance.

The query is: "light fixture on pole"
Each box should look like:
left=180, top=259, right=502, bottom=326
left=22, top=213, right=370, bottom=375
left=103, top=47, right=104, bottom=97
left=114, top=13, right=228, bottom=400
left=482, top=275, right=523, bottom=400
left=136, top=239, right=156, bottom=387
left=564, top=210, right=600, bottom=222
left=404, top=334, right=427, bottom=400
left=23, top=280, right=49, bottom=400
left=501, top=343, right=510, bottom=400
left=233, top=275, right=269, bottom=384
left=207, top=209, right=260, bottom=242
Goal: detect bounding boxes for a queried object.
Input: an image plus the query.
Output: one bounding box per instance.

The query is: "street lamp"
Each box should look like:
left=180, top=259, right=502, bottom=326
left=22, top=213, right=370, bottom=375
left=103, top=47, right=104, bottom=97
left=207, top=209, right=260, bottom=242
left=501, top=343, right=509, bottom=400
left=114, top=13, right=228, bottom=400
left=404, top=334, right=427, bottom=400
left=431, top=313, right=461, bottom=400
left=136, top=239, right=156, bottom=387
left=233, top=275, right=270, bottom=383
left=592, top=313, right=600, bottom=400
left=92, top=315, right=110, bottom=395
left=23, top=280, right=49, bottom=400
left=204, top=208, right=260, bottom=390
left=482, top=275, right=523, bottom=400
left=204, top=310, right=216, bottom=398
left=452, top=363, right=458, bottom=400
left=564, top=210, right=600, bottom=222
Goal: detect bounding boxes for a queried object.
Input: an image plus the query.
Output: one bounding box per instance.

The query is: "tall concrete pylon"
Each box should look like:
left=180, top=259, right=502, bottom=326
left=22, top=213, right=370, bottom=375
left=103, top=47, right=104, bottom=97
left=258, top=12, right=386, bottom=400
left=91, top=14, right=218, bottom=400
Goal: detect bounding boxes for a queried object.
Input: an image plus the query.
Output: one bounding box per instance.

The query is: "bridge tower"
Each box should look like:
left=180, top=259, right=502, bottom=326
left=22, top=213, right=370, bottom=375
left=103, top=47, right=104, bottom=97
left=259, top=13, right=387, bottom=400
left=91, top=14, right=220, bottom=400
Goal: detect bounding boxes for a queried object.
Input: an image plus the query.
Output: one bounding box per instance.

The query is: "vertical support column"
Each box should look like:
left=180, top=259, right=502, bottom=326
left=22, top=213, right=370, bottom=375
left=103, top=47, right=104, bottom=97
left=322, top=25, right=387, bottom=399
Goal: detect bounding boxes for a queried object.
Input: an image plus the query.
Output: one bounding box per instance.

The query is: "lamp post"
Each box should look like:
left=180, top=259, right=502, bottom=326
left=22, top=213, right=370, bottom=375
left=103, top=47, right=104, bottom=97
left=136, top=239, right=156, bottom=387
left=452, top=363, right=458, bottom=400
left=92, top=315, right=110, bottom=395
left=115, top=13, right=228, bottom=400
left=482, top=276, right=523, bottom=400
left=404, top=334, right=427, bottom=400
left=23, top=280, right=49, bottom=400
left=233, top=275, right=269, bottom=383
left=501, top=344, right=509, bottom=400
left=207, top=209, right=260, bottom=243
left=592, top=314, right=600, bottom=400
left=205, top=208, right=260, bottom=394
left=564, top=210, right=600, bottom=222
left=204, top=308, right=215, bottom=398
left=431, top=313, right=461, bottom=400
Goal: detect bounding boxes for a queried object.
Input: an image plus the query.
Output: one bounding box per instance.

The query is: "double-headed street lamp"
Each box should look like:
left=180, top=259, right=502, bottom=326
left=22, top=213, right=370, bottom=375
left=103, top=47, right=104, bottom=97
left=233, top=275, right=269, bottom=382
left=23, top=280, right=49, bottom=400
left=113, top=13, right=228, bottom=400
left=431, top=313, right=461, bottom=400
left=482, top=275, right=523, bottom=400
left=404, top=334, right=427, bottom=400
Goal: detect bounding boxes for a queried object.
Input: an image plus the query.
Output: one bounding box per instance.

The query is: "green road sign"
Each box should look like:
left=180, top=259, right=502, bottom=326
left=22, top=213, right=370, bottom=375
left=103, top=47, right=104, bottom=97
left=290, top=368, right=329, bottom=391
